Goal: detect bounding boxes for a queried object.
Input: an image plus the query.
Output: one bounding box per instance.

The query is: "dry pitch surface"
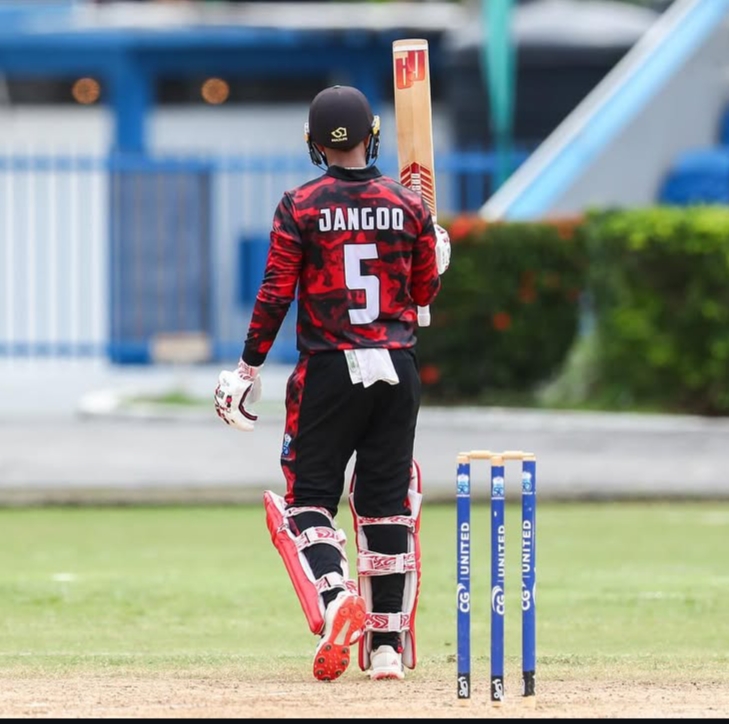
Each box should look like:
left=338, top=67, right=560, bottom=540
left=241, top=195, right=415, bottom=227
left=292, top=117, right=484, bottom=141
left=3, top=672, right=728, bottom=719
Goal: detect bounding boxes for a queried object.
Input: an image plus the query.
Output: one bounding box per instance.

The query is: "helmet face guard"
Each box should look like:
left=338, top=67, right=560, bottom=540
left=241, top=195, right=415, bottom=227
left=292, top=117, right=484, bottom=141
left=365, top=114, right=381, bottom=166
left=305, top=115, right=380, bottom=170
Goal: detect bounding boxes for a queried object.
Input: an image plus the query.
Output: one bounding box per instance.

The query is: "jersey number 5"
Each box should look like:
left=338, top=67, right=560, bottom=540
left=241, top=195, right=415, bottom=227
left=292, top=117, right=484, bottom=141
left=344, top=243, right=380, bottom=325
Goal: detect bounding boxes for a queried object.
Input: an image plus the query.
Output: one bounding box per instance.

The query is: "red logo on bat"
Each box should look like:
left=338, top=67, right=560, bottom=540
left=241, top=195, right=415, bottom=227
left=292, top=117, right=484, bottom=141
left=395, top=50, right=427, bottom=90
left=400, top=162, right=435, bottom=215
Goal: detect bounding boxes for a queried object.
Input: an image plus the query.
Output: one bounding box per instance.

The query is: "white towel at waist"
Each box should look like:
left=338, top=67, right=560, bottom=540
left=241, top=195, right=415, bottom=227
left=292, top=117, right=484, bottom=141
left=344, top=348, right=400, bottom=388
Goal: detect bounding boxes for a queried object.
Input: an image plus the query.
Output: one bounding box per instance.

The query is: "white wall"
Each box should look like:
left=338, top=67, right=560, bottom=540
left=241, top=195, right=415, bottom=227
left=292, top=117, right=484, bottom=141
left=0, top=105, right=111, bottom=153
left=0, top=101, right=453, bottom=159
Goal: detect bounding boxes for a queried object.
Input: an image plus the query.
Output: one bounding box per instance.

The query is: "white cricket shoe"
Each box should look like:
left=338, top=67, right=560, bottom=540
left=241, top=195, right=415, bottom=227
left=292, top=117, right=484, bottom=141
left=369, top=644, right=405, bottom=681
left=312, top=590, right=366, bottom=682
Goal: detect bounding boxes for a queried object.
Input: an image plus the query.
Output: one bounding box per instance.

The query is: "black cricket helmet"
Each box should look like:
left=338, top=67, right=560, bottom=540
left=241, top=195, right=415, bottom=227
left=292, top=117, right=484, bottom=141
left=304, top=85, right=380, bottom=169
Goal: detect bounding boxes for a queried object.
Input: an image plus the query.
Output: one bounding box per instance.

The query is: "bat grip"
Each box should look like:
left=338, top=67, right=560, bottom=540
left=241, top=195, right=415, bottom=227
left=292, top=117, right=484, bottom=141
left=418, top=305, right=431, bottom=327
left=417, top=211, right=438, bottom=327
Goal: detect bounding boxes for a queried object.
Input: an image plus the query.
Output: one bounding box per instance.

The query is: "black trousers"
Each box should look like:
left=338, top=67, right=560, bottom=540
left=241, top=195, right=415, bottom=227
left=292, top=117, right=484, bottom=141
left=282, top=348, right=420, bottom=649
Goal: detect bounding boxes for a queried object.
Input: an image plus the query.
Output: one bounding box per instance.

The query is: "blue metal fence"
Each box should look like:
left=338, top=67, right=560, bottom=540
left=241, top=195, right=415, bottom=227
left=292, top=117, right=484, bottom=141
left=0, top=150, right=527, bottom=364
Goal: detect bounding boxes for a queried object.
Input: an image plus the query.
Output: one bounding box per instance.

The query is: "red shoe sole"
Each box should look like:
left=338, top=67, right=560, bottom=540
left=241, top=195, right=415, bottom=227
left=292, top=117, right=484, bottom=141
left=370, top=670, right=405, bottom=681
left=313, top=595, right=366, bottom=682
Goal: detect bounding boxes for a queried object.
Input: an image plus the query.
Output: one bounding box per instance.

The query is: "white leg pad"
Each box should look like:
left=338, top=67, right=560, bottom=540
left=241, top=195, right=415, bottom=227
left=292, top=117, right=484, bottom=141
left=349, top=461, right=423, bottom=671
left=264, top=490, right=358, bottom=636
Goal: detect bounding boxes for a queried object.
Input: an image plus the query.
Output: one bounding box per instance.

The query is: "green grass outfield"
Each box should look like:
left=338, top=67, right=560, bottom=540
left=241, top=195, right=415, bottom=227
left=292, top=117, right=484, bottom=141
left=1, top=502, right=727, bottom=684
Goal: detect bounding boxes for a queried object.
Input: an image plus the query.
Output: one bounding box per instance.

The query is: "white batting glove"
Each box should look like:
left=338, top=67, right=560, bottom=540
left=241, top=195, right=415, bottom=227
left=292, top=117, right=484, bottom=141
left=435, top=223, right=451, bottom=275
left=214, top=360, right=262, bottom=432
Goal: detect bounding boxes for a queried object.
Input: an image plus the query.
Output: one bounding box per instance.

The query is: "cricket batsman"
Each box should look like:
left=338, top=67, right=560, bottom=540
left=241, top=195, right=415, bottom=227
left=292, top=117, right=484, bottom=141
left=214, top=85, right=450, bottom=682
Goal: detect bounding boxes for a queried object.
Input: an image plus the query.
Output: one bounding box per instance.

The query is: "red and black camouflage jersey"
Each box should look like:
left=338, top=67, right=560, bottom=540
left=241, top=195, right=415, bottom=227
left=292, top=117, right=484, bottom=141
left=241, top=165, right=440, bottom=366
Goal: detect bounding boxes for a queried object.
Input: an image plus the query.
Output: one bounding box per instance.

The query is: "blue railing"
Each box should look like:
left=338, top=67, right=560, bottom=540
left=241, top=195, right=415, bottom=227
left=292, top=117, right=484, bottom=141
left=0, top=149, right=528, bottom=364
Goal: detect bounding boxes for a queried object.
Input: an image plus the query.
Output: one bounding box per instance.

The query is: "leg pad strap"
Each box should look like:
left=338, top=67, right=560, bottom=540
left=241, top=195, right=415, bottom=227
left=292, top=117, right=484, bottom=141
left=349, top=460, right=423, bottom=671
left=264, top=490, right=356, bottom=635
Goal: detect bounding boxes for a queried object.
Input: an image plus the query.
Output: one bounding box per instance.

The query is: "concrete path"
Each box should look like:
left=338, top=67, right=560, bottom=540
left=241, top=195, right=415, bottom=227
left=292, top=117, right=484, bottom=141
left=1, top=359, right=728, bottom=504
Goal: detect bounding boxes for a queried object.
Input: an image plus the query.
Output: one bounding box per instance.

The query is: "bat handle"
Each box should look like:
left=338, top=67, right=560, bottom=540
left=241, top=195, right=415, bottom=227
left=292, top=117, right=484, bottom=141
left=418, top=305, right=431, bottom=327
left=416, top=214, right=436, bottom=328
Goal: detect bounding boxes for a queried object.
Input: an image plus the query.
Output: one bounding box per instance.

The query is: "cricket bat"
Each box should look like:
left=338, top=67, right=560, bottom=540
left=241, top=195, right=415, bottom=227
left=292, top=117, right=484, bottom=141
left=392, top=38, right=437, bottom=328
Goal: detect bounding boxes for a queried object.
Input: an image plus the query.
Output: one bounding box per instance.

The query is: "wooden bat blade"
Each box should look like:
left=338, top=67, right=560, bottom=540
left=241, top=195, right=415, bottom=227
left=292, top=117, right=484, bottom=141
left=393, top=38, right=436, bottom=328
left=392, top=38, right=437, bottom=220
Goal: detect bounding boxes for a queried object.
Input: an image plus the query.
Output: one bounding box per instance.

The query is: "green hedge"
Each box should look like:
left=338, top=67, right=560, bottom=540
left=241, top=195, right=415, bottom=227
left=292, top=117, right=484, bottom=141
left=580, top=206, right=729, bottom=415
left=417, top=217, right=587, bottom=403
left=430, top=207, right=729, bottom=415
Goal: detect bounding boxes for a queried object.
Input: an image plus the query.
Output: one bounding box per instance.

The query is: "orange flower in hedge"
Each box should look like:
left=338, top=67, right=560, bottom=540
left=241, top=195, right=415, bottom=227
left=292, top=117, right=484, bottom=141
left=518, top=286, right=537, bottom=304
left=545, top=214, right=584, bottom=240
left=445, top=214, right=486, bottom=242
left=470, top=216, right=488, bottom=235
left=420, top=364, right=441, bottom=385
left=518, top=271, right=537, bottom=302
left=492, top=312, right=512, bottom=331
left=521, top=270, right=537, bottom=287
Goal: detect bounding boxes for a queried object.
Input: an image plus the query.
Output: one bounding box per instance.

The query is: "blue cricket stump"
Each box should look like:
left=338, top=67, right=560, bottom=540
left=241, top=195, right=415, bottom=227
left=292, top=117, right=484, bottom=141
left=456, top=454, right=471, bottom=701
left=521, top=455, right=537, bottom=702
left=490, top=455, right=506, bottom=706
left=455, top=450, right=537, bottom=707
